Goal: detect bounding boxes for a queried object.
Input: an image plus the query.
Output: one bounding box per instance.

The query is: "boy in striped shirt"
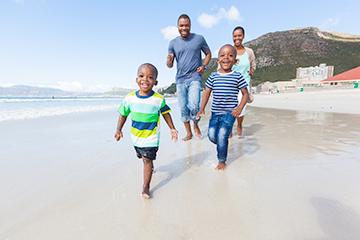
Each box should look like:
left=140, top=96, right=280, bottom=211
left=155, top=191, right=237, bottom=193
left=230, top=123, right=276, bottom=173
left=115, top=63, right=178, bottom=198
left=196, top=45, right=248, bottom=171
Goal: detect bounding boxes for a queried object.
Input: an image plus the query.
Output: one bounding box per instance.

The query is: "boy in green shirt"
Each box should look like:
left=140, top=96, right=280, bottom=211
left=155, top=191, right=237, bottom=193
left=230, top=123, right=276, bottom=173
left=115, top=63, right=178, bottom=199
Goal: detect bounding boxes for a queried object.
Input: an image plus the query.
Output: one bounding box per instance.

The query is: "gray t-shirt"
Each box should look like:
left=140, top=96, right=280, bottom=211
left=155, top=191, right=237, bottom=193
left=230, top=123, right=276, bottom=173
left=168, top=33, right=210, bottom=84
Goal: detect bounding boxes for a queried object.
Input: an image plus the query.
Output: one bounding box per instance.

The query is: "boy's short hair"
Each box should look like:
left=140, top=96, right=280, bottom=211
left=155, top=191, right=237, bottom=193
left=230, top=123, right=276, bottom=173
left=233, top=26, right=245, bottom=36
left=219, top=44, right=237, bottom=56
left=178, top=14, right=191, bottom=24
left=138, top=63, right=158, bottom=78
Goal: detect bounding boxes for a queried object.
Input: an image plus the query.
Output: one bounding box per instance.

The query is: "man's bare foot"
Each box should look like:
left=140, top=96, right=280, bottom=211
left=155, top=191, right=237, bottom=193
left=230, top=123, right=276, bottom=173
left=215, top=161, right=227, bottom=171
left=141, top=186, right=150, bottom=199
left=194, top=123, right=202, bottom=139
left=182, top=134, right=193, bottom=141
left=194, top=122, right=202, bottom=139
left=237, top=126, right=243, bottom=136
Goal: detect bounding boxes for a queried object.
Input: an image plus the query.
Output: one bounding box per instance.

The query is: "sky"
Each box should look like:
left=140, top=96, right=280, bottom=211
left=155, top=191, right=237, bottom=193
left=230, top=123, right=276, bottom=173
left=1, top=0, right=359, bottom=92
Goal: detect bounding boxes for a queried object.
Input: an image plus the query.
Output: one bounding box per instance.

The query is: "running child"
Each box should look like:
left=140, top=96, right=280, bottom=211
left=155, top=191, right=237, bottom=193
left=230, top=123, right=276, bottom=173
left=196, top=45, right=248, bottom=171
left=115, top=63, right=178, bottom=198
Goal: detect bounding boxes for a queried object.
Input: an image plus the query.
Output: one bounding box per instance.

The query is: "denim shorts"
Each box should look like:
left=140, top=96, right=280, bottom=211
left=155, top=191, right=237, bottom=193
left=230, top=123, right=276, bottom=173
left=176, top=81, right=201, bottom=123
left=134, top=146, right=158, bottom=160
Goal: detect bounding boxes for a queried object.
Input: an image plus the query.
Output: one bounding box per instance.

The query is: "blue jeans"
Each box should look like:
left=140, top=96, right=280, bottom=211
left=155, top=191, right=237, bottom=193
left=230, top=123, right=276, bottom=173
left=208, top=113, right=236, bottom=162
left=177, top=81, right=201, bottom=123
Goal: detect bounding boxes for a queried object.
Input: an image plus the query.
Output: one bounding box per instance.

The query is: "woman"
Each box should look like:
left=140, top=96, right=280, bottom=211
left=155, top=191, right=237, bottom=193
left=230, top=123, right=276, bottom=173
left=231, top=26, right=256, bottom=137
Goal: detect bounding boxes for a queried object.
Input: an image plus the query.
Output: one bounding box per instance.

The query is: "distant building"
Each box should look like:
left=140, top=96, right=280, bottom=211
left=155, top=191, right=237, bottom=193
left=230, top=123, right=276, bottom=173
left=256, top=81, right=275, bottom=93
left=321, top=66, right=360, bottom=85
left=256, top=64, right=340, bottom=93
left=273, top=81, right=296, bottom=91
left=296, top=63, right=334, bottom=81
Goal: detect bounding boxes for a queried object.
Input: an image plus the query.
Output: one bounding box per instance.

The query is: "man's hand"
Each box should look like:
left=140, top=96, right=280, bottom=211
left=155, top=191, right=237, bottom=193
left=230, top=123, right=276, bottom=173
left=197, top=65, right=206, bottom=75
left=166, top=54, right=174, bottom=68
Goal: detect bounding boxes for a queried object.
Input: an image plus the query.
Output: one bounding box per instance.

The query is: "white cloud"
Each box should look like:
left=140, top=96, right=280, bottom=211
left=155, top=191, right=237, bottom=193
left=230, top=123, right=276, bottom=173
left=224, top=6, right=242, bottom=22
left=197, top=13, right=220, bottom=29
left=161, top=26, right=179, bottom=40
left=13, top=0, right=24, bottom=4
left=197, top=6, right=243, bottom=29
left=320, top=16, right=341, bottom=30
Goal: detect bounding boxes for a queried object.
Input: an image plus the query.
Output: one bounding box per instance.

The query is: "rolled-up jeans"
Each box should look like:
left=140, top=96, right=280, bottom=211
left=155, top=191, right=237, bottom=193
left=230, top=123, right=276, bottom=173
left=208, top=112, right=236, bottom=162
left=177, top=81, right=201, bottom=123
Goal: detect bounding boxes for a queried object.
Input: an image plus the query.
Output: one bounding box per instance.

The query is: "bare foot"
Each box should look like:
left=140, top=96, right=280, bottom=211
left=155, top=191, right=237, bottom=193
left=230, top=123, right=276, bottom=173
left=215, top=161, right=227, bottom=171
left=194, top=123, right=202, bottom=139
left=141, top=186, right=150, bottom=199
left=182, top=134, right=193, bottom=141
left=237, top=126, right=243, bottom=136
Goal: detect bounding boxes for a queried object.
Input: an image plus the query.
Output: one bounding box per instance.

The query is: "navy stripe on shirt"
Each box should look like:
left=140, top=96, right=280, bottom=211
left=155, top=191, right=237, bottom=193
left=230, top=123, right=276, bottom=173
left=205, top=71, right=248, bottom=114
left=131, top=120, right=158, bottom=131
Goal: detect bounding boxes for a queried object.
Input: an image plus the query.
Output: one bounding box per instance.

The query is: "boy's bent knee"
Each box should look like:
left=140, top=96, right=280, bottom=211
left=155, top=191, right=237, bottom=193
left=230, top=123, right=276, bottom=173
left=208, top=129, right=217, bottom=144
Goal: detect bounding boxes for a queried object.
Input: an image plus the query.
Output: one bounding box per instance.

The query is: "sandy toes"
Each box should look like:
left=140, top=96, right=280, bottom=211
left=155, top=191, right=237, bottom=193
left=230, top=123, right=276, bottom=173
left=182, top=134, right=193, bottom=141
left=215, top=162, right=227, bottom=171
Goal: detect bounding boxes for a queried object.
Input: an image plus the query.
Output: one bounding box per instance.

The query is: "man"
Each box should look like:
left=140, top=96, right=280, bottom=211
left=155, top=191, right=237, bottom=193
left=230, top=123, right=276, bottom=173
left=166, top=14, right=212, bottom=141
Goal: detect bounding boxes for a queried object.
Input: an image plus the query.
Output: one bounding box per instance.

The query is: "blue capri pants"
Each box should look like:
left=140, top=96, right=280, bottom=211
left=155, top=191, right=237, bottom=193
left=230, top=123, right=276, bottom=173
left=208, top=112, right=236, bottom=162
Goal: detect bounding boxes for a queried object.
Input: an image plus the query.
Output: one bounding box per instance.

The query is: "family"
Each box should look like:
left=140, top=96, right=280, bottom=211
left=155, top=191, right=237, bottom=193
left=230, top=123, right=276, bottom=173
left=115, top=14, right=256, bottom=199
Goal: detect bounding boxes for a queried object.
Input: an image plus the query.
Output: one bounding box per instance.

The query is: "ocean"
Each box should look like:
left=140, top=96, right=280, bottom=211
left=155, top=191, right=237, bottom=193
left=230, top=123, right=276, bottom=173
left=0, top=96, right=179, bottom=122
left=0, top=97, right=124, bottom=122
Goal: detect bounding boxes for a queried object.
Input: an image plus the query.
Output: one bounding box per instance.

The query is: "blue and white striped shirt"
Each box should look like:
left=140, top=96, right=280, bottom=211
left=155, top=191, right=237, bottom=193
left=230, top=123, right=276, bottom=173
left=205, top=71, right=248, bottom=114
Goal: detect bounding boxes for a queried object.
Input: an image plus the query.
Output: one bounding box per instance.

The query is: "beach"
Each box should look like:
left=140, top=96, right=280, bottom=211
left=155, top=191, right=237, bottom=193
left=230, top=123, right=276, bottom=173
left=250, top=85, right=360, bottom=114
left=1, top=87, right=360, bottom=239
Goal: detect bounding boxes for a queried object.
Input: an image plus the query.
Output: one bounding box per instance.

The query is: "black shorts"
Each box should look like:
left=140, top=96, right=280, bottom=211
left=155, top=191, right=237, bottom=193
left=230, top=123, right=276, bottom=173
left=134, top=146, right=158, bottom=160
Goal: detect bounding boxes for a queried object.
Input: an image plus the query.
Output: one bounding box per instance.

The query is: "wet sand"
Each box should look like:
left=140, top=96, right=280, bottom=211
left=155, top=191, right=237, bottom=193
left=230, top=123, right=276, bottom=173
left=1, top=91, right=360, bottom=239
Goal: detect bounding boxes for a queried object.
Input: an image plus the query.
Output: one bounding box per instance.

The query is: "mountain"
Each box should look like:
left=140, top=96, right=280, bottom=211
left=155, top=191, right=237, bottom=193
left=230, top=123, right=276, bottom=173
left=0, top=85, right=136, bottom=97
left=0, top=85, right=106, bottom=97
left=159, top=27, right=360, bottom=94
left=0, top=85, right=74, bottom=97
left=104, top=87, right=136, bottom=96
left=246, top=27, right=360, bottom=86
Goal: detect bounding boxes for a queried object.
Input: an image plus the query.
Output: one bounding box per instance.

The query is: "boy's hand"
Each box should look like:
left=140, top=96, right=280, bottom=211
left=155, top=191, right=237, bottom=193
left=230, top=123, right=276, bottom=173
left=114, top=131, right=123, bottom=141
left=231, top=108, right=242, bottom=117
left=247, top=69, right=254, bottom=76
left=170, top=129, right=178, bottom=143
left=196, top=109, right=205, bottom=120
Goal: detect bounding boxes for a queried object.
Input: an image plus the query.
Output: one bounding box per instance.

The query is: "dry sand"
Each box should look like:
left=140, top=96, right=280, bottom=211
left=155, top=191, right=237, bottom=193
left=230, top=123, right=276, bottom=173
left=250, top=86, right=360, bottom=114
left=1, top=87, right=360, bottom=240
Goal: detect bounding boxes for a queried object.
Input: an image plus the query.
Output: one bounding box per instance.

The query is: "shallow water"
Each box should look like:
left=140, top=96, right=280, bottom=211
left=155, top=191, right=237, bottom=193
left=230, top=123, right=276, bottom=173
left=1, top=104, right=360, bottom=239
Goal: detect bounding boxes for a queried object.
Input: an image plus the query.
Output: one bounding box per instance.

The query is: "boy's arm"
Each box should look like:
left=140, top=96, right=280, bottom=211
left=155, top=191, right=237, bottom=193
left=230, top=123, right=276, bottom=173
left=232, top=88, right=249, bottom=117
left=114, top=114, right=127, bottom=141
left=196, top=87, right=212, bottom=120
left=162, top=113, right=178, bottom=143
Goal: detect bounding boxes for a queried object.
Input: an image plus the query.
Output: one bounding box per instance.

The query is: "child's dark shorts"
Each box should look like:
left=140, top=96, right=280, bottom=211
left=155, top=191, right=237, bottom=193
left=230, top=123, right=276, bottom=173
left=134, top=146, right=158, bottom=160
